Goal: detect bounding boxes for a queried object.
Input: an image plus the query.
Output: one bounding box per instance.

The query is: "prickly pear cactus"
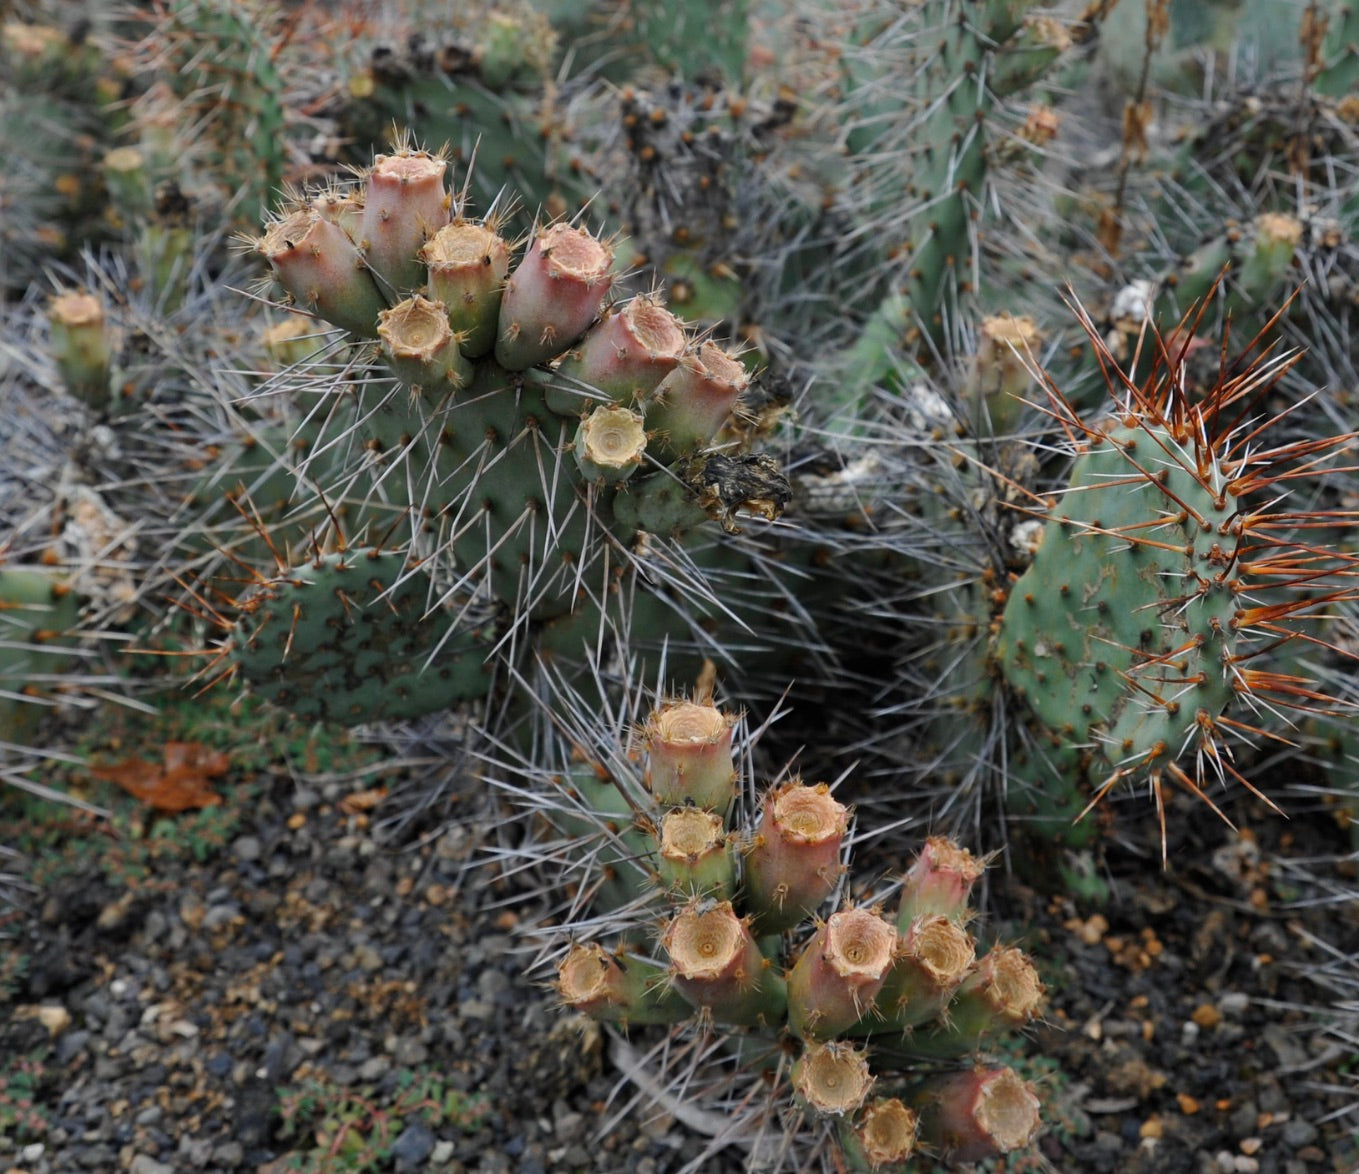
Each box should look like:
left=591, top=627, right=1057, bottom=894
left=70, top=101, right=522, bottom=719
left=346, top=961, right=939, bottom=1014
left=228, top=548, right=494, bottom=724
left=859, top=284, right=1359, bottom=895
left=542, top=679, right=1047, bottom=1170
left=221, top=142, right=789, bottom=724
left=832, top=0, right=1082, bottom=390
left=996, top=307, right=1359, bottom=855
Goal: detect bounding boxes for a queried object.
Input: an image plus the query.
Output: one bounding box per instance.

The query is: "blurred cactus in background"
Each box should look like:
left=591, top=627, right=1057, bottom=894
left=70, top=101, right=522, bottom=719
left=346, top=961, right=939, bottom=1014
left=0, top=16, right=132, bottom=290
left=129, top=0, right=289, bottom=227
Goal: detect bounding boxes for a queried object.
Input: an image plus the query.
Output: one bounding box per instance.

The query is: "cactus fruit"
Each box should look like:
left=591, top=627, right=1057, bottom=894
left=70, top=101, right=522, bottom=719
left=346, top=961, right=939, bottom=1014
left=257, top=208, right=388, bottom=339
left=842, top=1096, right=920, bottom=1169
left=47, top=292, right=114, bottom=412
left=493, top=222, right=614, bottom=370
left=896, top=837, right=986, bottom=925
left=555, top=942, right=692, bottom=1027
left=644, top=699, right=737, bottom=810
left=786, top=908, right=897, bottom=1042
left=654, top=808, right=736, bottom=897
left=793, top=1041, right=874, bottom=1117
left=551, top=294, right=687, bottom=412
left=546, top=681, right=1046, bottom=1169
left=743, top=781, right=849, bottom=935
left=910, top=1065, right=1043, bottom=1163
left=420, top=221, right=512, bottom=356
left=377, top=295, right=475, bottom=395
left=662, top=900, right=788, bottom=1027
left=361, top=152, right=452, bottom=296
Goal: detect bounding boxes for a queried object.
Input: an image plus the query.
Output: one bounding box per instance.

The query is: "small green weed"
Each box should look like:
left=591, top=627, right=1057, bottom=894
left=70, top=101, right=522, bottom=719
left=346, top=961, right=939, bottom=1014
left=275, top=1068, right=494, bottom=1171
left=5, top=780, right=250, bottom=890
left=0, top=1049, right=53, bottom=1145
left=0, top=950, right=30, bottom=1001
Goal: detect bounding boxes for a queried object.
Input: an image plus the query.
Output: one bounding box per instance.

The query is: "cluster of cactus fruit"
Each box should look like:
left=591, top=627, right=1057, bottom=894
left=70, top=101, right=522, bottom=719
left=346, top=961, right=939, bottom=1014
left=218, top=141, right=786, bottom=722
left=552, top=691, right=1045, bottom=1169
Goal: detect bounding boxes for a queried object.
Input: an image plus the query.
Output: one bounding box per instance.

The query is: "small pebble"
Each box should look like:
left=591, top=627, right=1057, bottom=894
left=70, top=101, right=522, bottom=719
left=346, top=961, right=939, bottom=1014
left=359, top=1055, right=391, bottom=1081
left=1192, top=1003, right=1223, bottom=1029
left=211, top=1142, right=244, bottom=1167
left=1229, top=1101, right=1259, bottom=1139
left=202, top=904, right=238, bottom=931
left=391, top=1121, right=436, bottom=1169
left=393, top=1036, right=428, bottom=1066
left=1281, top=1118, right=1318, bottom=1147
left=37, top=1003, right=71, bottom=1036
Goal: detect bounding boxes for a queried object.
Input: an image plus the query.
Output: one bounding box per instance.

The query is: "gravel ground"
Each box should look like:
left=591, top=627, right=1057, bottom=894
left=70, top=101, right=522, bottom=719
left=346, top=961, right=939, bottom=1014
left=3, top=744, right=1359, bottom=1173
left=1, top=757, right=747, bottom=1173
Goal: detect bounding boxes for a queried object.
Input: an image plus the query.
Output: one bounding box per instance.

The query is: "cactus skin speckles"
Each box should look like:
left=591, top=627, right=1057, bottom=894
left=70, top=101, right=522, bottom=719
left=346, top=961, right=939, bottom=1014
left=228, top=548, right=493, bottom=724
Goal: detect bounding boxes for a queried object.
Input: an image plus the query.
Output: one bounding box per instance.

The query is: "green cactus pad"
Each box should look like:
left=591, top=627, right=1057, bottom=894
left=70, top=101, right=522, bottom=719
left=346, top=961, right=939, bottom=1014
left=0, top=566, right=82, bottom=740
left=229, top=548, right=494, bottom=723
left=996, top=422, right=1241, bottom=792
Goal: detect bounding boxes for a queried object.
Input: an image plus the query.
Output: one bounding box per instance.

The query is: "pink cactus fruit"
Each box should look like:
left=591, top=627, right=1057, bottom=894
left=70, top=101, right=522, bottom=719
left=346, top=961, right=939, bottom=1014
left=495, top=222, right=613, bottom=370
